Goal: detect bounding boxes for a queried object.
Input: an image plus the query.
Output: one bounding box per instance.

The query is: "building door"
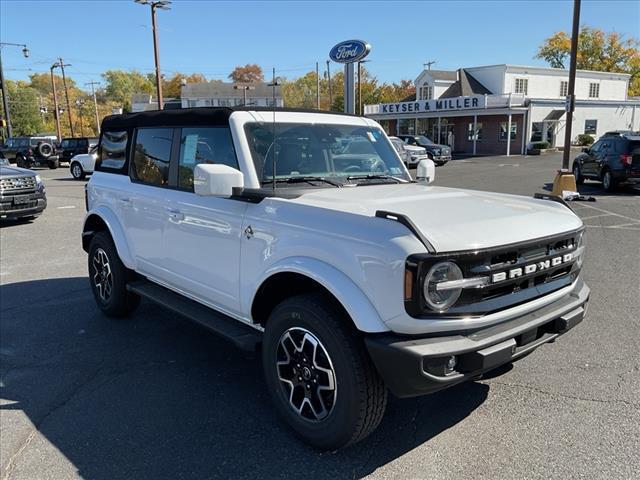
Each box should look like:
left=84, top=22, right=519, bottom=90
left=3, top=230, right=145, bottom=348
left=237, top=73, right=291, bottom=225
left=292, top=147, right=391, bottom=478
left=432, top=121, right=454, bottom=145
left=542, top=121, right=556, bottom=147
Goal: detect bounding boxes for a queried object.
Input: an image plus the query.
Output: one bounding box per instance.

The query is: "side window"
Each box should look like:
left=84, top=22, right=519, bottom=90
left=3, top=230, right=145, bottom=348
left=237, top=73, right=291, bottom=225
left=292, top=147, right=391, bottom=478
left=131, top=128, right=173, bottom=187
left=178, top=127, right=238, bottom=191
left=590, top=141, right=602, bottom=153
left=60, top=140, right=69, bottom=148
left=78, top=139, right=88, bottom=147
left=97, top=130, right=129, bottom=171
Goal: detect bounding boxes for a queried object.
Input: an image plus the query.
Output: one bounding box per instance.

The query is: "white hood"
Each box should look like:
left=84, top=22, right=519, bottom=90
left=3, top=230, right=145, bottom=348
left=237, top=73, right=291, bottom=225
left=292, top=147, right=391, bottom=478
left=287, top=184, right=583, bottom=252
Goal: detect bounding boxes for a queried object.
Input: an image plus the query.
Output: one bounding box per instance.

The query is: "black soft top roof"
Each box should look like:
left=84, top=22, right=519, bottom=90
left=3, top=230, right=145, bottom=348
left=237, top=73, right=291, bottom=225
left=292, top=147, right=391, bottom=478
left=100, top=107, right=362, bottom=131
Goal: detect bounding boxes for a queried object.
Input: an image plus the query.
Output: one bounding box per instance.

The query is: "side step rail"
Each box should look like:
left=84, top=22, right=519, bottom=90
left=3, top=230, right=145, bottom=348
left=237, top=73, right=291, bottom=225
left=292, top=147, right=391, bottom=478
left=127, top=279, right=262, bottom=352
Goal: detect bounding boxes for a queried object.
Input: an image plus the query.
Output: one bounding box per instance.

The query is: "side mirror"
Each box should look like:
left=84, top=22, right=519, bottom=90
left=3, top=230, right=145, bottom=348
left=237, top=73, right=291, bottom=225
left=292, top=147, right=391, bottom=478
left=581, top=147, right=590, bottom=153
left=194, top=164, right=244, bottom=197
left=416, top=159, right=435, bottom=184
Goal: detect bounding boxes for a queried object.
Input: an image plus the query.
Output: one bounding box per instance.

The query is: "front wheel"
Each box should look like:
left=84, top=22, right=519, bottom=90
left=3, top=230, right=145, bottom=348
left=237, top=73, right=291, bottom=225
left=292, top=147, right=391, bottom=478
left=88, top=232, right=140, bottom=317
left=602, top=170, right=616, bottom=192
left=262, top=293, right=387, bottom=450
left=48, top=158, right=59, bottom=169
left=573, top=163, right=584, bottom=185
left=71, top=162, right=85, bottom=179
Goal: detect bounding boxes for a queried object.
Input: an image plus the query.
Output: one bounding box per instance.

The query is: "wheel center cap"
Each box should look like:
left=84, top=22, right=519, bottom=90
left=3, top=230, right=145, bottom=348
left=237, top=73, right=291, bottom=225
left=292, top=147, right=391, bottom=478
left=302, top=366, right=312, bottom=380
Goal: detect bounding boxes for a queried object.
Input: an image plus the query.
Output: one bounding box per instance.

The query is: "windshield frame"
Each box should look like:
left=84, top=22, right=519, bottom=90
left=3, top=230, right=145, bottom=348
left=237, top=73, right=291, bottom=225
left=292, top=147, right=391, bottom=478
left=244, top=121, right=411, bottom=188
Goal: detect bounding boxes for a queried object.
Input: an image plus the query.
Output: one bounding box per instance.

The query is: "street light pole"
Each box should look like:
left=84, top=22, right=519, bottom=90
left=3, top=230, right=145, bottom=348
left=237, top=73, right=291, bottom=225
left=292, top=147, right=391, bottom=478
left=562, top=0, right=581, bottom=170
left=50, top=63, right=62, bottom=142
left=86, top=81, right=100, bottom=135
left=135, top=0, right=172, bottom=110
left=326, top=60, right=332, bottom=110
left=233, top=85, right=255, bottom=106
left=0, top=42, right=29, bottom=138
left=58, top=57, right=74, bottom=137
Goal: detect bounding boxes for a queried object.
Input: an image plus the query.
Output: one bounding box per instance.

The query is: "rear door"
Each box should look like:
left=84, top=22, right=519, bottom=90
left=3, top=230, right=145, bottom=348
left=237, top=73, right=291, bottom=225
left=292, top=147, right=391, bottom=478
left=120, top=127, right=175, bottom=280
left=162, top=126, right=248, bottom=315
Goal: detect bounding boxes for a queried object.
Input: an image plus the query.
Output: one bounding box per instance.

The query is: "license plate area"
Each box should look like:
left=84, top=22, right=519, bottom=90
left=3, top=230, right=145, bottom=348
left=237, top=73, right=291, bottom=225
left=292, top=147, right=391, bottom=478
left=13, top=195, right=31, bottom=205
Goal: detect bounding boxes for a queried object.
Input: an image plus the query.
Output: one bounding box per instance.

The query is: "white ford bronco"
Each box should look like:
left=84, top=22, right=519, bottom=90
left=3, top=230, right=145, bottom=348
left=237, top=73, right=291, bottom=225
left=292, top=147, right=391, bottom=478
left=82, top=108, right=589, bottom=449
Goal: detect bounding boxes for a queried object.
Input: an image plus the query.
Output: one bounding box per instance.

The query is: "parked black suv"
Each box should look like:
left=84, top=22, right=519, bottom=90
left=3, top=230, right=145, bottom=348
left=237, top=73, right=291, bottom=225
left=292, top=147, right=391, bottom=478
left=572, top=133, right=640, bottom=192
left=396, top=134, right=451, bottom=165
left=0, top=136, right=58, bottom=169
left=0, top=151, right=47, bottom=219
left=56, top=137, right=98, bottom=166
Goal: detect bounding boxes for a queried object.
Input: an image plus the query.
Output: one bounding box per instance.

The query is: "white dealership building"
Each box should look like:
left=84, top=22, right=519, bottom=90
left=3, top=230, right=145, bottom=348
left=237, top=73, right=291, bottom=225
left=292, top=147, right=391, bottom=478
left=364, top=64, right=639, bottom=156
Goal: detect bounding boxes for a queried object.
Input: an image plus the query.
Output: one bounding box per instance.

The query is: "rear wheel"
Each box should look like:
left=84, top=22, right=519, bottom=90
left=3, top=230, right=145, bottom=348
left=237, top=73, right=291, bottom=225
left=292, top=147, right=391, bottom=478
left=48, top=158, right=59, bottom=169
left=71, top=162, right=85, bottom=179
left=262, top=293, right=387, bottom=450
left=88, top=232, right=140, bottom=317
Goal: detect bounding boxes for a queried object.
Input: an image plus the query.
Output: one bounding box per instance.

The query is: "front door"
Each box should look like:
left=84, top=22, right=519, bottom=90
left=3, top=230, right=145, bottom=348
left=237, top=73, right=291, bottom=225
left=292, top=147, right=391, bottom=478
left=581, top=139, right=606, bottom=177
left=162, top=126, right=247, bottom=315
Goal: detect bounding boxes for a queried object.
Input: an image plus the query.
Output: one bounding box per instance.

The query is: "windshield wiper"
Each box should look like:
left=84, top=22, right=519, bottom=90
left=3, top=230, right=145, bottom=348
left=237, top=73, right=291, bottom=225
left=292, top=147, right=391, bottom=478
left=262, top=176, right=343, bottom=187
left=346, top=174, right=405, bottom=184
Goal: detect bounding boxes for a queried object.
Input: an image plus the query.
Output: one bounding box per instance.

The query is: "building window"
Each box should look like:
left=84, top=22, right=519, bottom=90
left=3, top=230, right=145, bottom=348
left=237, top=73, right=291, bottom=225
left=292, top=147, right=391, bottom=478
left=531, top=122, right=543, bottom=142
left=499, top=122, right=517, bottom=141
left=584, top=119, right=598, bottom=135
left=204, top=99, right=212, bottom=107
left=187, top=100, right=196, bottom=108
left=560, top=81, right=568, bottom=97
left=218, top=99, right=231, bottom=107
left=589, top=83, right=600, bottom=98
left=131, top=128, right=173, bottom=187
left=467, top=122, right=483, bottom=141
left=514, top=78, right=528, bottom=95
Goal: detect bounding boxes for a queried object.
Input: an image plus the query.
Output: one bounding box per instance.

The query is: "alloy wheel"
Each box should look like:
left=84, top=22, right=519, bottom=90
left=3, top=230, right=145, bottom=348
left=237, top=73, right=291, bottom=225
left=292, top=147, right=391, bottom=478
left=92, top=248, right=113, bottom=302
left=276, top=327, right=337, bottom=421
left=72, top=164, right=82, bottom=178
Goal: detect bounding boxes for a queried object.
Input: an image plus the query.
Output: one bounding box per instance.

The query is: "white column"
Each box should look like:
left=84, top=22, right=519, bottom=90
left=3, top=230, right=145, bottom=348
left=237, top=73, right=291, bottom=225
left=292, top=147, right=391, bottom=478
left=414, top=118, right=418, bottom=135
left=473, top=114, right=477, bottom=155
left=506, top=113, right=512, bottom=157
left=520, top=113, right=526, bottom=155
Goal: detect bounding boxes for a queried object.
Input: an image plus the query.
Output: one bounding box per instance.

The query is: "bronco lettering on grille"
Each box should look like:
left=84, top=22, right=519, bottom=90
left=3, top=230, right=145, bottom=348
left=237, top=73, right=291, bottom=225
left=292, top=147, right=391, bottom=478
left=491, top=253, right=574, bottom=283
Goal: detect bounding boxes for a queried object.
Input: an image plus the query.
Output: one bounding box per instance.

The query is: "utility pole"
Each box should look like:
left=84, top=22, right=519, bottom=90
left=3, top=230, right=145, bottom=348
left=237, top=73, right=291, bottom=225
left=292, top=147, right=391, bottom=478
left=58, top=57, right=74, bottom=137
left=0, top=42, right=29, bottom=138
left=326, top=60, right=332, bottom=110
left=76, top=99, right=85, bottom=137
left=86, top=81, right=100, bottom=135
left=50, top=62, right=62, bottom=142
left=135, top=0, right=172, bottom=110
left=316, top=62, right=320, bottom=109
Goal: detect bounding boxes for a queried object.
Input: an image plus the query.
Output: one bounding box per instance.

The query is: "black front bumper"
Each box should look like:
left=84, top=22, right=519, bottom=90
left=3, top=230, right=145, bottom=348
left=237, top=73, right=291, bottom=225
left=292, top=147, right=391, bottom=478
left=0, top=192, right=47, bottom=219
left=365, top=280, right=589, bottom=398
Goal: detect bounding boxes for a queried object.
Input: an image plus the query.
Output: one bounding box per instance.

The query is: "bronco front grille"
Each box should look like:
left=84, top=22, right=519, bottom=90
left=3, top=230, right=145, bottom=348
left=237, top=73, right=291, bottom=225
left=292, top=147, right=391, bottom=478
left=405, top=229, right=584, bottom=318
left=0, top=176, right=37, bottom=193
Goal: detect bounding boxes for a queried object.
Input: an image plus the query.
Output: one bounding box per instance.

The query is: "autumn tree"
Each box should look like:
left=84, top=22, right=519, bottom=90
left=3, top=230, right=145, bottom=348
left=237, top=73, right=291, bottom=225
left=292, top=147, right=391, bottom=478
left=2, top=80, right=44, bottom=136
left=229, top=64, right=264, bottom=83
left=163, top=73, right=207, bottom=98
left=536, top=27, right=640, bottom=96
left=102, top=70, right=154, bottom=111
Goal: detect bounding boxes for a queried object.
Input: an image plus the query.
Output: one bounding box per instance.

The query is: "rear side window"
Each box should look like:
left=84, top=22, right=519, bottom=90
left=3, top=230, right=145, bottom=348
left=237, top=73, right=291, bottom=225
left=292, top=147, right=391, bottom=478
left=177, top=127, right=238, bottom=191
left=131, top=128, right=173, bottom=187
left=97, top=130, right=129, bottom=171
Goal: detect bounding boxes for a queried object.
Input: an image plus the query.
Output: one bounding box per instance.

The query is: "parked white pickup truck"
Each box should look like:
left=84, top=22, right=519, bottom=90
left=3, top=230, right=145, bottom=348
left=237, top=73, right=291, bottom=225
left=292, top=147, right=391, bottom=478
left=82, top=108, right=589, bottom=449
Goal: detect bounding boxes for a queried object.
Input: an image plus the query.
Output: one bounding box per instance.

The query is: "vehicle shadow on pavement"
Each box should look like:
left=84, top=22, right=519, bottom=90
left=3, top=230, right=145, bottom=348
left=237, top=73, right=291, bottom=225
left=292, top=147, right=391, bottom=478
left=0, top=277, right=488, bottom=480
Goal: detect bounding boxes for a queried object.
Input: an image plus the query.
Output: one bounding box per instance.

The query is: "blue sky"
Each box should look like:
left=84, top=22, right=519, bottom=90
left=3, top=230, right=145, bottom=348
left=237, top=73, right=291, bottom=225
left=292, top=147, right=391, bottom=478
left=1, top=0, right=638, bottom=92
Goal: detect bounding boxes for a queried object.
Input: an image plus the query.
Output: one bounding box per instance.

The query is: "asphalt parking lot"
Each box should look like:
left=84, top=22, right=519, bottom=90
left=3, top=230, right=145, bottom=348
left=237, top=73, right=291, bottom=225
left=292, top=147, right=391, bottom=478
left=1, top=153, right=638, bottom=480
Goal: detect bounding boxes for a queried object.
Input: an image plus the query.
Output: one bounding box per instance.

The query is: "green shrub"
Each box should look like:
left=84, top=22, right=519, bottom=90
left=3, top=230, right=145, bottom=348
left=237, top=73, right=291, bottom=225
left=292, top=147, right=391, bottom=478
left=531, top=141, right=550, bottom=149
left=577, top=134, right=595, bottom=146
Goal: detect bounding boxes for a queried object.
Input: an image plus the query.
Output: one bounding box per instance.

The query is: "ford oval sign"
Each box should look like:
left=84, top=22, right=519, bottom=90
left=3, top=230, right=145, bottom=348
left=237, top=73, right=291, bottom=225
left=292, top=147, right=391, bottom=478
left=329, top=40, right=371, bottom=64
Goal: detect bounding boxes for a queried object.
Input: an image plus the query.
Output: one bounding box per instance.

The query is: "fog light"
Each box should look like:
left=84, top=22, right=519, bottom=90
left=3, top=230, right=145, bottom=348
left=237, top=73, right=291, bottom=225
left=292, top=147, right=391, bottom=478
left=445, top=355, right=457, bottom=373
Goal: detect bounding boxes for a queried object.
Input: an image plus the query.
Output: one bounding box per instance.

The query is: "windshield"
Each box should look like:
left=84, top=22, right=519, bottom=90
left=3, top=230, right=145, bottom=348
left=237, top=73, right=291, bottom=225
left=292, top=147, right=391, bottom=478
left=417, top=135, right=434, bottom=145
left=244, top=122, right=410, bottom=186
left=0, top=154, right=8, bottom=166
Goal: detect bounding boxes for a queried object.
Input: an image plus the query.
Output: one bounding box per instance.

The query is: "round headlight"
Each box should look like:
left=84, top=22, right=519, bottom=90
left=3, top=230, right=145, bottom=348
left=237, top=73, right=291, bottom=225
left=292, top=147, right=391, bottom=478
left=423, top=261, right=463, bottom=311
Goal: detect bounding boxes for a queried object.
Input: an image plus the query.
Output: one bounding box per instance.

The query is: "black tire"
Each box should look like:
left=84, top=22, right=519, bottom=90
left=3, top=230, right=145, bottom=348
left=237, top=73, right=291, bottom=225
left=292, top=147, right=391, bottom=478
left=70, top=162, right=85, bottom=179
left=48, top=158, right=59, bottom=169
left=602, top=169, right=616, bottom=192
left=88, top=231, right=140, bottom=317
left=262, top=293, right=387, bottom=450
left=16, top=154, right=25, bottom=168
left=573, top=163, right=584, bottom=185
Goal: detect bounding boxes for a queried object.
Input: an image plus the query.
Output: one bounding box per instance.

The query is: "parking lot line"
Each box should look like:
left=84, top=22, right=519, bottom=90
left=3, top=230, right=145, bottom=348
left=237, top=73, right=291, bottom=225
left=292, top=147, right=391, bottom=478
left=571, top=203, right=640, bottom=223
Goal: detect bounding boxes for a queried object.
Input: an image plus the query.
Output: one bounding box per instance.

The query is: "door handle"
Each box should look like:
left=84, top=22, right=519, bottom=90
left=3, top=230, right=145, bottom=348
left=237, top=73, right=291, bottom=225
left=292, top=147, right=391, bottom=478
left=165, top=207, right=184, bottom=221
left=119, top=197, right=132, bottom=207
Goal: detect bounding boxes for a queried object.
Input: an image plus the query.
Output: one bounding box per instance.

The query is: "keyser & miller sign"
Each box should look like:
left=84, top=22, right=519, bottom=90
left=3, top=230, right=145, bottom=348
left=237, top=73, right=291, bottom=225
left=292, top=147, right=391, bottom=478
left=370, top=95, right=487, bottom=115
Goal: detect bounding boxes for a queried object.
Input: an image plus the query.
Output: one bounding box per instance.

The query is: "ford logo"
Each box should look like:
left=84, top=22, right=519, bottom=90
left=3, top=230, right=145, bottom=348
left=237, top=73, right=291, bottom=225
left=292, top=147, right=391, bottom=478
left=329, top=40, right=371, bottom=64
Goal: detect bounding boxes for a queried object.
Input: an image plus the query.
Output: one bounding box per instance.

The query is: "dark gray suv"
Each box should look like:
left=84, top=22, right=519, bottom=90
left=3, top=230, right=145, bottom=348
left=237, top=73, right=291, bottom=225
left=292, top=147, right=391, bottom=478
left=572, top=132, right=640, bottom=192
left=0, top=152, right=47, bottom=220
